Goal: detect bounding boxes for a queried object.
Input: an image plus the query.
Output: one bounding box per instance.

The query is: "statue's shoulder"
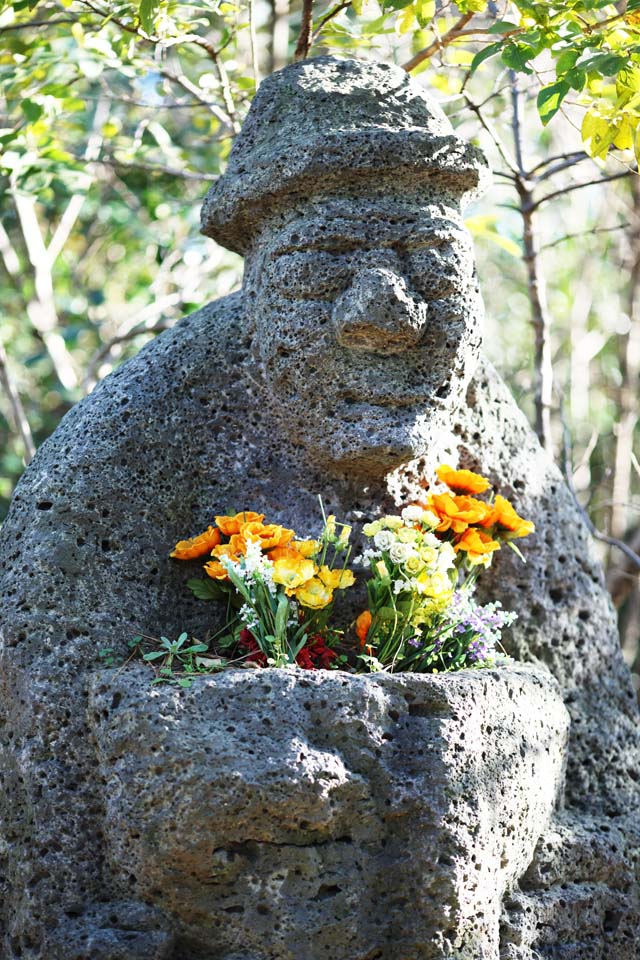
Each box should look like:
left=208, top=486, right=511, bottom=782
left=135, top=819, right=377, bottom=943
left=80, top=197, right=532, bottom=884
left=48, top=291, right=246, bottom=435
left=110, top=290, right=246, bottom=386
left=460, top=355, right=535, bottom=453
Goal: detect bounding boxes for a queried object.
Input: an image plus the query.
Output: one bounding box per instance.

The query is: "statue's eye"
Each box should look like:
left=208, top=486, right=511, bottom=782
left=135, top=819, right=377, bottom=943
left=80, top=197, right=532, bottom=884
left=406, top=242, right=468, bottom=300
left=267, top=252, right=350, bottom=300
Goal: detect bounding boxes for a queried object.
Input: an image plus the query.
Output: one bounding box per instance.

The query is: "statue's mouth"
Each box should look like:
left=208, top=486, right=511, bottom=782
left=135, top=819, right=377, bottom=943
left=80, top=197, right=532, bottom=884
left=340, top=391, right=432, bottom=410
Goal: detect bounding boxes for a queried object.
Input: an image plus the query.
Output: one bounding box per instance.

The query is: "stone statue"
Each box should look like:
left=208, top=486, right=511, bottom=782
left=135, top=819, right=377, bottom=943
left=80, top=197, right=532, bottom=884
left=0, top=56, right=638, bottom=959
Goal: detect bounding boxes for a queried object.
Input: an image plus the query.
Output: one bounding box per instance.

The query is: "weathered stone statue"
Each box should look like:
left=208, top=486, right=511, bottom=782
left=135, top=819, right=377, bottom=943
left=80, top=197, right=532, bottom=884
left=0, top=57, right=638, bottom=959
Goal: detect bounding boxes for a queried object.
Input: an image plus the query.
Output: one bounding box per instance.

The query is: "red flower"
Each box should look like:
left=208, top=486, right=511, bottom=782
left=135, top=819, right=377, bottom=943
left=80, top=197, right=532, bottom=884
left=296, top=633, right=338, bottom=670
left=238, top=628, right=267, bottom=666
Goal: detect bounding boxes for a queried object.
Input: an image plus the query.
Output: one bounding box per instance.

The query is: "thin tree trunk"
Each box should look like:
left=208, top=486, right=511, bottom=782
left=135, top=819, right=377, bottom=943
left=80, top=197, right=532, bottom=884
left=511, top=76, right=553, bottom=452
left=611, top=179, right=640, bottom=540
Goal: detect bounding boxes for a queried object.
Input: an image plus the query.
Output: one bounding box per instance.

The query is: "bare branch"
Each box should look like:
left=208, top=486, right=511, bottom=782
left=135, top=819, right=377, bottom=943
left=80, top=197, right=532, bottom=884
left=294, top=0, right=314, bottom=60
left=88, top=156, right=218, bottom=181
left=0, top=221, right=20, bottom=278
left=539, top=223, right=629, bottom=252
left=0, top=339, right=36, bottom=464
left=47, top=96, right=109, bottom=267
left=312, top=1, right=351, bottom=40
left=530, top=169, right=637, bottom=213
left=463, top=93, right=519, bottom=177
left=560, top=404, right=640, bottom=571
left=534, top=153, right=590, bottom=183
left=528, top=151, right=590, bottom=176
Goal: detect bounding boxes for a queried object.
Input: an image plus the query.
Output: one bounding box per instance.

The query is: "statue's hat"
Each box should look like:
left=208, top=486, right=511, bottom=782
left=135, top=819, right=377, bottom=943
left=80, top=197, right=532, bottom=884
left=201, top=56, right=490, bottom=255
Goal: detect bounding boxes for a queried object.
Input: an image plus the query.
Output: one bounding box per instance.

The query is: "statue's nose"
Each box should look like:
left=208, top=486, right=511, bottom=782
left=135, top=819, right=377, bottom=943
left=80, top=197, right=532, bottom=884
left=332, top=267, right=428, bottom=353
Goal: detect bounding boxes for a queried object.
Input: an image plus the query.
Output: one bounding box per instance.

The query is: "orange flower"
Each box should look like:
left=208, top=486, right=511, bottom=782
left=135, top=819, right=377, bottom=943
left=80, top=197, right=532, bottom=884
left=453, top=528, right=500, bottom=567
left=215, top=511, right=264, bottom=536
left=355, top=610, right=372, bottom=648
left=204, top=560, right=230, bottom=580
left=241, top=521, right=294, bottom=550
left=212, top=536, right=247, bottom=559
left=436, top=463, right=491, bottom=495
left=479, top=495, right=535, bottom=539
left=170, top=525, right=221, bottom=560
left=428, top=493, right=493, bottom=534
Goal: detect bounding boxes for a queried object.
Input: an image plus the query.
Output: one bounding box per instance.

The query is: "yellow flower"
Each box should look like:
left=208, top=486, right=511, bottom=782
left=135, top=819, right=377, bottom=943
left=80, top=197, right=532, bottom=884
left=419, top=545, right=438, bottom=568
left=272, top=555, right=316, bottom=590
left=325, top=515, right=337, bottom=538
left=318, top=566, right=355, bottom=590
left=381, top=515, right=403, bottom=530
left=337, top=524, right=352, bottom=547
left=397, top=527, right=419, bottom=544
left=362, top=521, right=382, bottom=537
left=415, top=570, right=453, bottom=600
left=403, top=554, right=424, bottom=576
left=291, top=539, right=319, bottom=558
left=375, top=559, right=389, bottom=579
left=170, top=525, right=221, bottom=560
left=295, top=577, right=334, bottom=609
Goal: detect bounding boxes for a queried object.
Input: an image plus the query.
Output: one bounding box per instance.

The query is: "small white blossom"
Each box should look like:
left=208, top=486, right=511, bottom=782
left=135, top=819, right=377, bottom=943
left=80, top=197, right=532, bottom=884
left=401, top=505, right=424, bottom=522
left=393, top=579, right=406, bottom=595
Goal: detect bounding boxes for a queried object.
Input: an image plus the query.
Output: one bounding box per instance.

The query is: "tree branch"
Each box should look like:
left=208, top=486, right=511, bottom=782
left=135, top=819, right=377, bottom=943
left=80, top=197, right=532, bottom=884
left=402, top=12, right=474, bottom=73
left=560, top=402, right=640, bottom=572
left=530, top=169, right=636, bottom=212
left=0, top=339, right=36, bottom=464
left=294, top=0, right=314, bottom=60
left=312, top=1, right=351, bottom=40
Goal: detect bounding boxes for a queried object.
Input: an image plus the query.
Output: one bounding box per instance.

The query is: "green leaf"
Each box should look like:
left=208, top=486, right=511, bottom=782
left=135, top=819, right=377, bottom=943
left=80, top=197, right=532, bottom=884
left=537, top=79, right=570, bottom=125
left=415, top=0, right=434, bottom=27
left=139, top=0, right=160, bottom=33
left=142, top=650, right=166, bottom=661
left=187, top=577, right=225, bottom=600
left=487, top=20, right=518, bottom=33
left=21, top=100, right=42, bottom=122
left=470, top=40, right=503, bottom=74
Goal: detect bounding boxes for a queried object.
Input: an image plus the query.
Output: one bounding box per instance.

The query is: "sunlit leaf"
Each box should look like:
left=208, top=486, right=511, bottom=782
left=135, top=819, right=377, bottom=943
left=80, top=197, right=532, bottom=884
left=537, top=79, right=570, bottom=125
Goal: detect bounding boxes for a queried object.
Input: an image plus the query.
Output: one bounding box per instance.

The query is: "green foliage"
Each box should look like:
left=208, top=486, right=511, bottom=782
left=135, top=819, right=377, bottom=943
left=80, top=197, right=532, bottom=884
left=129, top=631, right=226, bottom=685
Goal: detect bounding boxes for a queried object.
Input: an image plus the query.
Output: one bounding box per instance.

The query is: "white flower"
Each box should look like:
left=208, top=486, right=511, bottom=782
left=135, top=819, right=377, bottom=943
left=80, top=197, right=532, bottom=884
left=401, top=505, right=424, bottom=522
left=373, top=529, right=395, bottom=551
left=437, top=542, right=456, bottom=571
left=393, top=579, right=406, bottom=594
left=421, top=532, right=440, bottom=548
left=389, top=541, right=413, bottom=565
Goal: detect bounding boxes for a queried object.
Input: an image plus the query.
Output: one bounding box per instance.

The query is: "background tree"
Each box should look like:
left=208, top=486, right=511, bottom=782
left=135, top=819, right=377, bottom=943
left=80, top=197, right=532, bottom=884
left=1, top=0, right=639, bottom=686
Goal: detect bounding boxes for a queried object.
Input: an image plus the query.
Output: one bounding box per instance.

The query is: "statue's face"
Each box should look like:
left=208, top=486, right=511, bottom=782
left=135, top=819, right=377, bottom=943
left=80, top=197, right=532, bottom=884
left=245, top=198, right=483, bottom=476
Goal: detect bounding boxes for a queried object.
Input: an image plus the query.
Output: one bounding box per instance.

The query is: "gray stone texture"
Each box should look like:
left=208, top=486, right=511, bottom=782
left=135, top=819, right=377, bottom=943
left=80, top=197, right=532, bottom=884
left=0, top=56, right=638, bottom=958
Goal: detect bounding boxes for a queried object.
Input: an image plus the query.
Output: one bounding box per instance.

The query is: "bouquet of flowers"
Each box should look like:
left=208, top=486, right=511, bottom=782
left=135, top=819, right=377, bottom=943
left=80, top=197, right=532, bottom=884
left=353, top=464, right=534, bottom=673
left=170, top=508, right=354, bottom=669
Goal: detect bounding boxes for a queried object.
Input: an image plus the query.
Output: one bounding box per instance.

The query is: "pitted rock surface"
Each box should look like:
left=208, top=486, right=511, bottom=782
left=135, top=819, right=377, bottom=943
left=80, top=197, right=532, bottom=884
left=86, top=666, right=567, bottom=959
left=0, top=55, right=638, bottom=958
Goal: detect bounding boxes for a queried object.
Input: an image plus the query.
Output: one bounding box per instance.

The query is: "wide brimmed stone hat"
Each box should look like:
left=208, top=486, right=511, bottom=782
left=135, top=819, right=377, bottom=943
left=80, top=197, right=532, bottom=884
left=201, top=56, right=491, bottom=255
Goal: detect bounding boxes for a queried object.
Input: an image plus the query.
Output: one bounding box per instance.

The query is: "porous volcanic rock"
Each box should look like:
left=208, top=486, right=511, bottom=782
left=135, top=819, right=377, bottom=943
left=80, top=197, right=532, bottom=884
left=0, top=55, right=638, bottom=958
left=84, top=665, right=567, bottom=960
